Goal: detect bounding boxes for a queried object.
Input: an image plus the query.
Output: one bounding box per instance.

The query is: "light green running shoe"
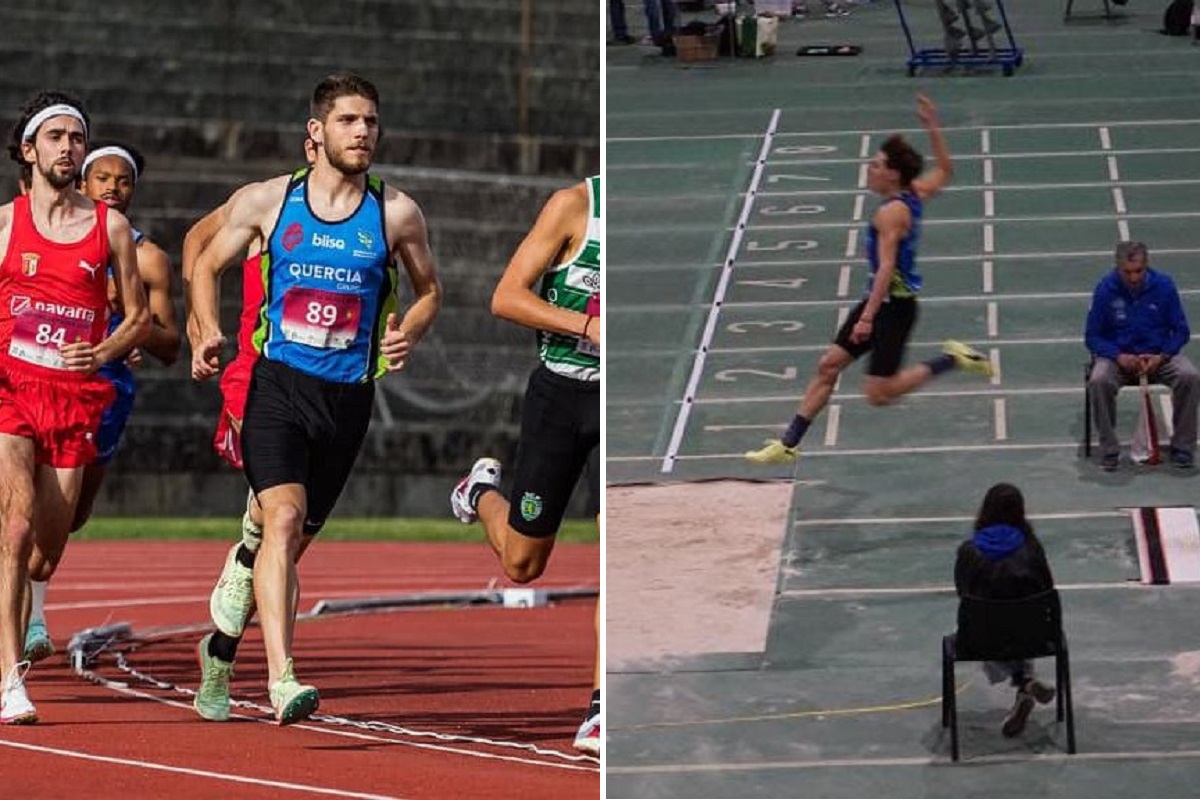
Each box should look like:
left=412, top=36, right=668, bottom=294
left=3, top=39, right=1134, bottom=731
left=194, top=632, right=234, bottom=721
left=270, top=659, right=319, bottom=725
left=744, top=439, right=799, bottom=464
left=210, top=544, right=255, bottom=637
left=943, top=339, right=994, bottom=376
left=23, top=620, right=54, bottom=664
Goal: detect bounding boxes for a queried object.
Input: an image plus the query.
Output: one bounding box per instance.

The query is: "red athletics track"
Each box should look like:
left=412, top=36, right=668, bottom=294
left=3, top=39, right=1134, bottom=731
left=0, top=541, right=599, bottom=799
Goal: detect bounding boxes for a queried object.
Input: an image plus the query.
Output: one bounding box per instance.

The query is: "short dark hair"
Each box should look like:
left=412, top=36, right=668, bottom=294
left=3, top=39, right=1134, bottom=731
left=83, top=139, right=147, bottom=180
left=880, top=134, right=924, bottom=187
left=311, top=72, right=380, bottom=122
left=7, top=90, right=90, bottom=170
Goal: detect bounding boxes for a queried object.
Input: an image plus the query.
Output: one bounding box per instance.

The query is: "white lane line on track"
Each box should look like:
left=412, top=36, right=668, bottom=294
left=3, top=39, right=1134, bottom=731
left=0, top=739, right=407, bottom=800
left=994, top=397, right=1008, bottom=441
left=823, top=405, right=841, bottom=447
left=76, top=673, right=598, bottom=774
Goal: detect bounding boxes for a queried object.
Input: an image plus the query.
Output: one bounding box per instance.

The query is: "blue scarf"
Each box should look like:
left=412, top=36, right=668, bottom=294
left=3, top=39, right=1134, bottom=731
left=972, top=523, right=1025, bottom=561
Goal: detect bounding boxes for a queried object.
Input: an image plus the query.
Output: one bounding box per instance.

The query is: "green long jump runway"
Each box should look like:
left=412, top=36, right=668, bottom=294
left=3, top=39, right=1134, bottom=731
left=608, top=1, right=1200, bottom=796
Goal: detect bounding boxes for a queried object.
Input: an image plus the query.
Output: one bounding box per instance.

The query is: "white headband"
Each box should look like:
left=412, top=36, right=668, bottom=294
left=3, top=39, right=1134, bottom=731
left=22, top=104, right=88, bottom=142
left=83, top=146, right=139, bottom=182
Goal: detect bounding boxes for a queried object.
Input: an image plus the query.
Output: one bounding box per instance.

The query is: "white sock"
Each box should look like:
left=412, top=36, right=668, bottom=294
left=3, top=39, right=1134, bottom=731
left=30, top=580, right=47, bottom=624
left=242, top=489, right=263, bottom=553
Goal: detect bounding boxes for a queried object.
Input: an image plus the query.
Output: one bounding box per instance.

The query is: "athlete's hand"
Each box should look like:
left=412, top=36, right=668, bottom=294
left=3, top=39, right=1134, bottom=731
left=381, top=313, right=411, bottom=372
left=916, top=93, right=939, bottom=129
left=849, top=317, right=873, bottom=344
left=125, top=347, right=144, bottom=368
left=586, top=315, right=601, bottom=347
left=59, top=341, right=100, bottom=373
left=192, top=332, right=226, bottom=381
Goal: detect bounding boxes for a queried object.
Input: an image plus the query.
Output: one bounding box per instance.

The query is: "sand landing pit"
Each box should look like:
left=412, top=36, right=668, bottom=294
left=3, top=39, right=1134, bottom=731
left=606, top=479, right=793, bottom=670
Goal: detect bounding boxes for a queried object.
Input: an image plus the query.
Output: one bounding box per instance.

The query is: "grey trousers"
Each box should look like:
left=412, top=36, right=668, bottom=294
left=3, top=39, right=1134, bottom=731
left=1088, top=355, right=1200, bottom=458
left=983, top=660, right=1033, bottom=686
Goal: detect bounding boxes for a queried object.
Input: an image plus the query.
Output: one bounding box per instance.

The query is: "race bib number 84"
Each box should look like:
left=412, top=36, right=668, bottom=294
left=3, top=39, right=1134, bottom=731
left=9, top=310, right=89, bottom=369
left=281, top=288, right=361, bottom=350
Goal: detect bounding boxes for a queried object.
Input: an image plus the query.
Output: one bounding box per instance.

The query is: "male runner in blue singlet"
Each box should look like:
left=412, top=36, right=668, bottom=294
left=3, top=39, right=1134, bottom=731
left=746, top=95, right=993, bottom=464
left=189, top=72, right=441, bottom=724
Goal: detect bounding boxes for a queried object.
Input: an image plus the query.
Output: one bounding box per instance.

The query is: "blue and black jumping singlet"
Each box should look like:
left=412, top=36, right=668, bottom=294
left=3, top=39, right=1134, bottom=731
left=256, top=169, right=396, bottom=384
left=863, top=190, right=923, bottom=298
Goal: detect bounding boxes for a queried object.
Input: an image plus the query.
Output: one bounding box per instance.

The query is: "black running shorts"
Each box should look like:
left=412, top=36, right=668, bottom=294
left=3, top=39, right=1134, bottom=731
left=833, top=296, right=919, bottom=377
left=241, top=358, right=375, bottom=535
left=507, top=365, right=600, bottom=537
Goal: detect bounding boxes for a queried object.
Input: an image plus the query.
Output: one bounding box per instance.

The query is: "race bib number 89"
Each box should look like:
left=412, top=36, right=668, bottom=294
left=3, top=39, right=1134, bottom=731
left=281, top=288, right=361, bottom=350
left=9, top=310, right=89, bottom=369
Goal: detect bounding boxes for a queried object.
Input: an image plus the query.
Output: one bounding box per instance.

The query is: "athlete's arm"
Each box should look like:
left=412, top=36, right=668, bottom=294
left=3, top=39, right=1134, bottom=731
left=491, top=183, right=597, bottom=346
left=190, top=178, right=282, bottom=380
left=910, top=94, right=953, bottom=201
left=88, top=209, right=150, bottom=368
left=851, top=203, right=909, bottom=345
left=381, top=190, right=442, bottom=371
left=0, top=204, right=14, bottom=257
left=135, top=239, right=182, bottom=365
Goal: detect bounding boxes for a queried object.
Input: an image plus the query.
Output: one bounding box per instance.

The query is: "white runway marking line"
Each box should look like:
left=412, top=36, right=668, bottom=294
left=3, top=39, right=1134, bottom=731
left=0, top=739, right=408, bottom=800
left=823, top=405, right=841, bottom=447
left=993, top=397, right=1008, bottom=441
left=983, top=190, right=995, bottom=218
left=837, top=265, right=852, bottom=297
left=738, top=208, right=1200, bottom=233
left=660, top=108, right=781, bottom=474
left=857, top=162, right=869, bottom=189
left=852, top=194, right=865, bottom=222
left=1107, top=156, right=1121, bottom=182
left=754, top=176, right=1200, bottom=197
left=762, top=145, right=1200, bottom=168
left=706, top=333, right=1112, bottom=355
left=980, top=129, right=991, bottom=156
left=982, top=260, right=994, bottom=293
left=607, top=118, right=1200, bottom=144
left=1119, top=218, right=1131, bottom=240
left=982, top=160, right=994, bottom=185
left=859, top=133, right=871, bottom=159
left=989, top=348, right=1001, bottom=386
left=661, top=244, right=1200, bottom=272
left=607, top=748, right=1200, bottom=775
left=983, top=224, right=994, bottom=254
left=844, top=228, right=858, bottom=258
left=792, top=510, right=1126, bottom=526
left=609, top=441, right=1086, bottom=463
left=780, top=581, right=1149, bottom=599
left=986, top=302, right=998, bottom=337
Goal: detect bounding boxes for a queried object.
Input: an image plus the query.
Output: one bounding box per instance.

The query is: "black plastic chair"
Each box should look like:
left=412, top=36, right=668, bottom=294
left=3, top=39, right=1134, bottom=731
left=941, top=589, right=1077, bottom=761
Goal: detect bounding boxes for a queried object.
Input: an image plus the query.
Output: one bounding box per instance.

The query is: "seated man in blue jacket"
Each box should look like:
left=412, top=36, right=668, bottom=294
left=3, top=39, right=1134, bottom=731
left=1085, top=240, right=1200, bottom=471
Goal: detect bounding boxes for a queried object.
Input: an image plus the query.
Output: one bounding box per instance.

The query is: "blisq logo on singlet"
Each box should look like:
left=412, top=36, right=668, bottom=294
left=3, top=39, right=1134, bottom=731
left=312, top=233, right=346, bottom=251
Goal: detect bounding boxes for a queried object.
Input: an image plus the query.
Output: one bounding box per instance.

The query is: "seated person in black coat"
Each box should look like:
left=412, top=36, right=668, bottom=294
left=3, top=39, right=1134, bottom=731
left=954, top=482, right=1057, bottom=737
